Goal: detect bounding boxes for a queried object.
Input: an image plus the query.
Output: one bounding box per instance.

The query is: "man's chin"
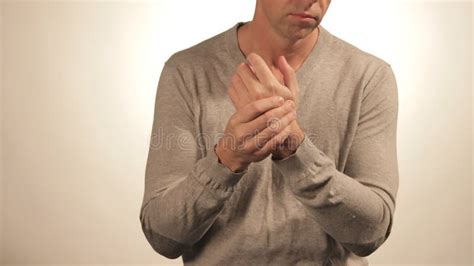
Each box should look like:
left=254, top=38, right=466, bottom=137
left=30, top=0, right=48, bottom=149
left=286, top=26, right=317, bottom=41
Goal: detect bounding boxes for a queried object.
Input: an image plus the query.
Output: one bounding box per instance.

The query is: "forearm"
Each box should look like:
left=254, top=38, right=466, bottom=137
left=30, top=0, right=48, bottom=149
left=289, top=169, right=392, bottom=251
left=140, top=226, right=188, bottom=259
left=272, top=135, right=395, bottom=255
left=140, top=150, right=247, bottom=252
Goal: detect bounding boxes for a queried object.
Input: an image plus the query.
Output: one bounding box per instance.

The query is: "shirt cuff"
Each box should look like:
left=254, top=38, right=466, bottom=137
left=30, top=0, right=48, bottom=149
left=193, top=145, right=248, bottom=200
left=271, top=134, right=334, bottom=185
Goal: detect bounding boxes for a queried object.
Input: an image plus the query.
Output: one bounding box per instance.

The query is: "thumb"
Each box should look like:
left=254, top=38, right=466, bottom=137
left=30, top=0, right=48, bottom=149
left=277, top=55, right=299, bottom=101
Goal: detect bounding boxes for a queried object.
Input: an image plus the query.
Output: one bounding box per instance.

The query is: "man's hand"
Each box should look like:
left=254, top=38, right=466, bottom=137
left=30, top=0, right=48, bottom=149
left=214, top=96, right=297, bottom=172
left=228, top=53, right=305, bottom=160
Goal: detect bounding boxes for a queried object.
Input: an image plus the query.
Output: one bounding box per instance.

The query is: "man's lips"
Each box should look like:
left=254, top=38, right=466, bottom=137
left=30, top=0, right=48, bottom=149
left=290, top=13, right=316, bottom=20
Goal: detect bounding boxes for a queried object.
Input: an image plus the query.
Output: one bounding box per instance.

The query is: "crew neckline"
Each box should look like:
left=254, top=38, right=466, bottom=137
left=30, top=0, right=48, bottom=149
left=226, top=21, right=330, bottom=82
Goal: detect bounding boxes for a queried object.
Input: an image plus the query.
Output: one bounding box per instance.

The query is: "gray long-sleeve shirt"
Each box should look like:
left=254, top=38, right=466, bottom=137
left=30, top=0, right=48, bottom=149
left=139, top=21, right=399, bottom=265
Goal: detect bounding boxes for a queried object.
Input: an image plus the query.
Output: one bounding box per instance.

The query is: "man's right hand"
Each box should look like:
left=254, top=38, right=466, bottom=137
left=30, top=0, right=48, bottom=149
left=214, top=96, right=297, bottom=172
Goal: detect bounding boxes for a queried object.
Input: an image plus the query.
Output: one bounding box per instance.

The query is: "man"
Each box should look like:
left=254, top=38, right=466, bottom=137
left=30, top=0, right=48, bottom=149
left=140, top=0, right=399, bottom=265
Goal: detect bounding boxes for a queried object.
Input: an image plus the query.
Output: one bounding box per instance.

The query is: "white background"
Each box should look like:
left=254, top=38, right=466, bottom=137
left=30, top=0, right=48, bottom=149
left=1, top=0, right=473, bottom=265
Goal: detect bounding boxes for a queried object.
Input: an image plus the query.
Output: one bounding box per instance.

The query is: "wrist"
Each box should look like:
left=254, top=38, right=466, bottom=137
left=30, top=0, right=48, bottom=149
left=271, top=121, right=305, bottom=160
left=214, top=143, right=249, bottom=173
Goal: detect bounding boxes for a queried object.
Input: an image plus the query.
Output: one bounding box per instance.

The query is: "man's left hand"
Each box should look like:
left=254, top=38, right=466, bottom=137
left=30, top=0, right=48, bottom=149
left=227, top=53, right=305, bottom=160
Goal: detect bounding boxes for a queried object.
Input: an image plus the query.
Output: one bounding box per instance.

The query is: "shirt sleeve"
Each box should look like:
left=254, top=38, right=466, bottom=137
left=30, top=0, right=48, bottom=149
left=271, top=63, right=399, bottom=257
left=139, top=59, right=248, bottom=258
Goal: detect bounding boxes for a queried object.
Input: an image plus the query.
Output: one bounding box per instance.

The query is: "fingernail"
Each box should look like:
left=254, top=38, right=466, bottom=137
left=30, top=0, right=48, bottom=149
left=277, top=96, right=284, bottom=104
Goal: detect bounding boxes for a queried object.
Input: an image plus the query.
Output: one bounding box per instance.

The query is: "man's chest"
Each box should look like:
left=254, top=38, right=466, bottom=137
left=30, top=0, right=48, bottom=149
left=192, top=72, right=362, bottom=171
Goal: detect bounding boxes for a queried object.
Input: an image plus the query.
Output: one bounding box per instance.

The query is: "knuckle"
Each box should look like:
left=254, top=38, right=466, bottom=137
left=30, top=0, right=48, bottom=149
left=287, top=113, right=296, bottom=124
left=273, top=96, right=283, bottom=105
left=268, top=80, right=280, bottom=91
left=285, top=100, right=295, bottom=110
left=260, top=128, right=273, bottom=140
left=285, top=91, right=295, bottom=100
left=254, top=90, right=265, bottom=99
left=234, top=128, right=244, bottom=141
left=273, top=105, right=285, bottom=117
left=262, top=112, right=273, bottom=123
left=242, top=141, right=253, bottom=153
left=252, top=102, right=264, bottom=114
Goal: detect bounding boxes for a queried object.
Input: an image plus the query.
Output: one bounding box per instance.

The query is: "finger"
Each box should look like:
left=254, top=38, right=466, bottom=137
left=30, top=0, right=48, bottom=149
left=231, top=72, right=253, bottom=106
left=277, top=55, right=299, bottom=101
left=246, top=53, right=279, bottom=88
left=236, top=63, right=265, bottom=100
left=228, top=84, right=239, bottom=107
left=234, top=95, right=284, bottom=124
left=270, top=66, right=285, bottom=86
left=269, top=67, right=294, bottom=100
left=242, top=99, right=295, bottom=138
left=244, top=105, right=296, bottom=152
left=255, top=124, right=293, bottom=157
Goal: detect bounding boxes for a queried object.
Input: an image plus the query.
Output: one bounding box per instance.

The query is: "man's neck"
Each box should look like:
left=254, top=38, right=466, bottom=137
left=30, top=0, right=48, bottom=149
left=237, top=20, right=320, bottom=74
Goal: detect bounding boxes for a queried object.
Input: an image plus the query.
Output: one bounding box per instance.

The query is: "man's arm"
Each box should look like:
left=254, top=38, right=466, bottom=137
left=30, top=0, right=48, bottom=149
left=139, top=60, right=248, bottom=258
left=139, top=57, right=295, bottom=258
left=272, top=63, right=399, bottom=257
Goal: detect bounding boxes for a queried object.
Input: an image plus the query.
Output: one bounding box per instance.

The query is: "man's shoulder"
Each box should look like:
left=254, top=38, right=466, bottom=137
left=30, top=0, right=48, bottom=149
left=324, top=27, right=391, bottom=71
left=164, top=24, right=234, bottom=68
left=323, top=28, right=396, bottom=96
